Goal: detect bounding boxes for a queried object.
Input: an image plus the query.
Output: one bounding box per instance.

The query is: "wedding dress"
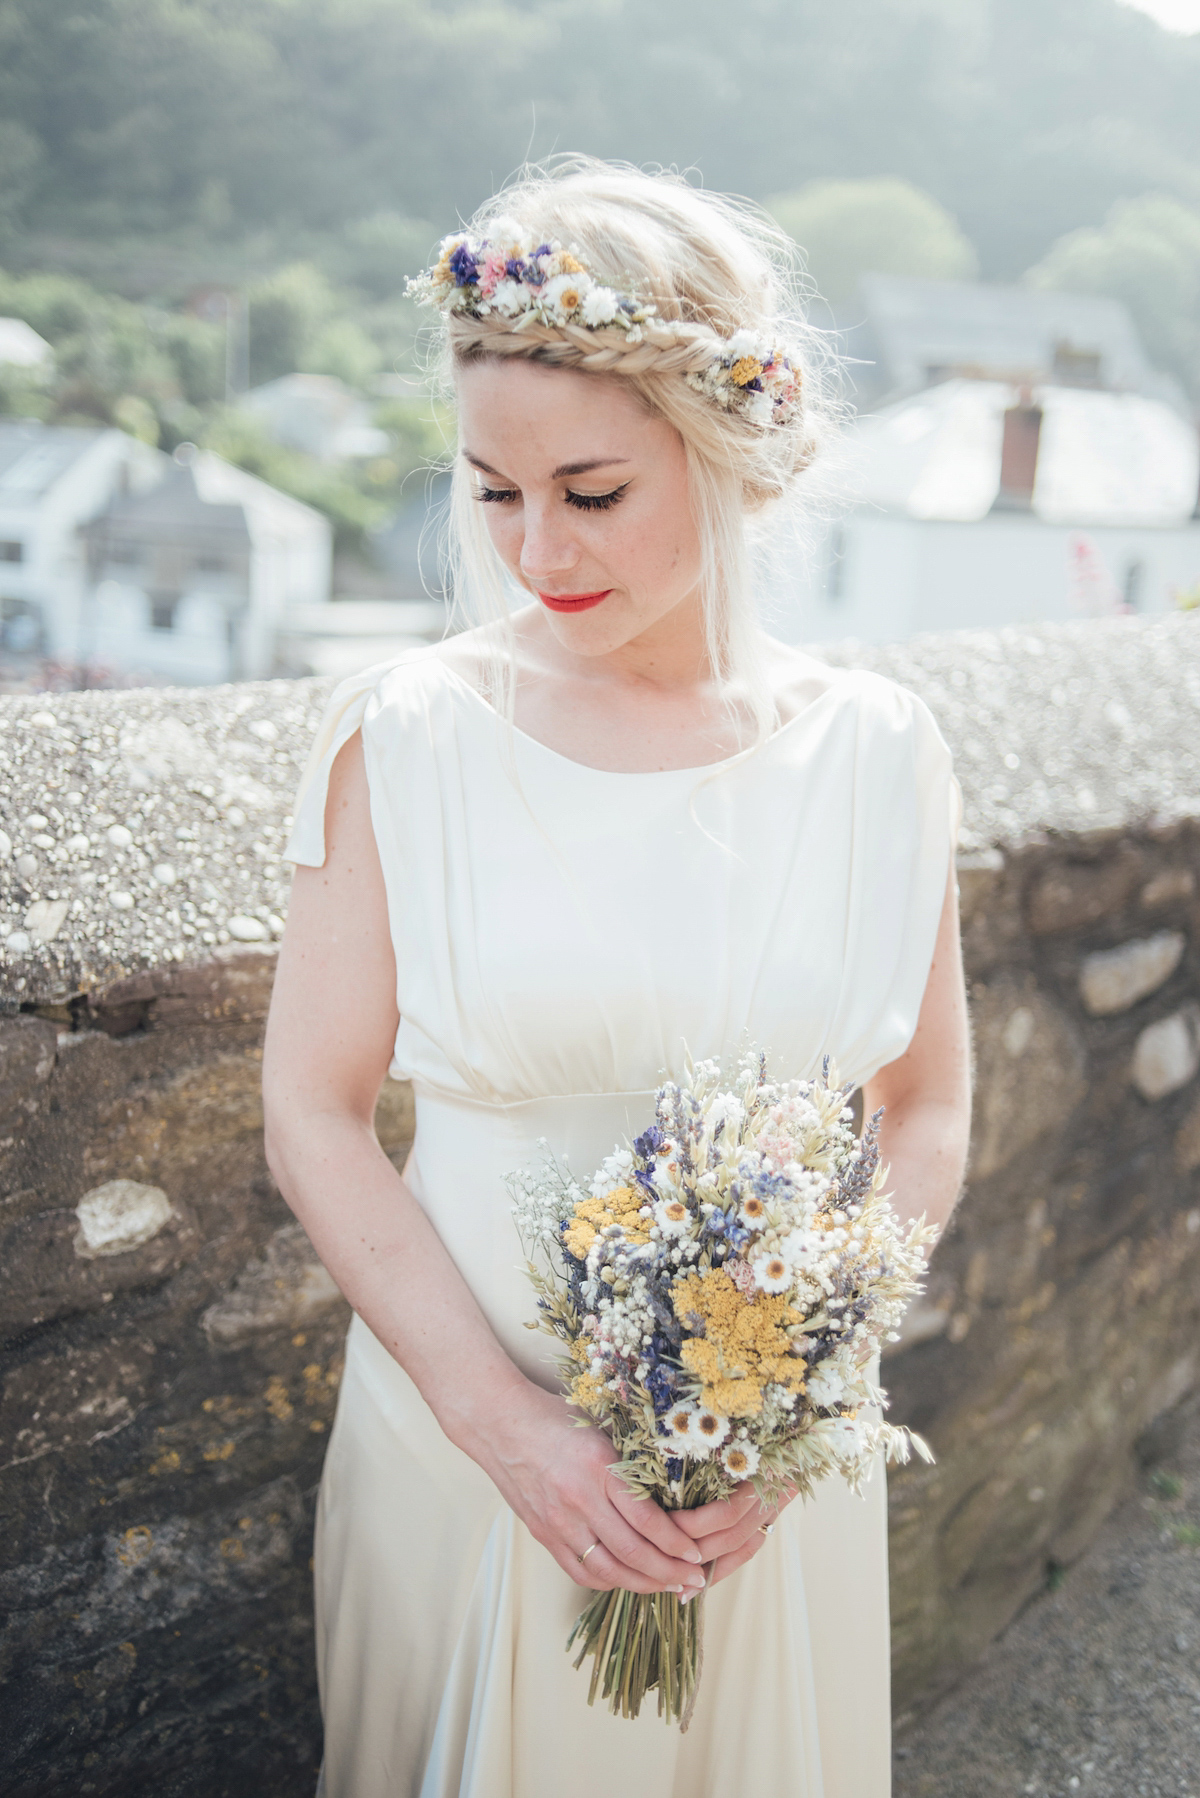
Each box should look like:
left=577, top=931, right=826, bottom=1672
left=286, top=647, right=956, bottom=1798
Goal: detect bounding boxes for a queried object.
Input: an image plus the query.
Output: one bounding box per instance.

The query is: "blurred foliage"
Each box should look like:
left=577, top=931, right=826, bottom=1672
left=765, top=179, right=979, bottom=309
left=1028, top=193, right=1200, bottom=399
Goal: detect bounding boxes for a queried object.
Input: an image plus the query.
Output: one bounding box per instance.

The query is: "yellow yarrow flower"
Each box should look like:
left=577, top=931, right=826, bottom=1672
left=730, top=355, right=764, bottom=387
left=674, top=1267, right=805, bottom=1416
left=564, top=1184, right=651, bottom=1261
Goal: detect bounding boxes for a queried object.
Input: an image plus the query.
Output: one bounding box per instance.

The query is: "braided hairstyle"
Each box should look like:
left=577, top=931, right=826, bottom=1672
left=428, top=157, right=840, bottom=737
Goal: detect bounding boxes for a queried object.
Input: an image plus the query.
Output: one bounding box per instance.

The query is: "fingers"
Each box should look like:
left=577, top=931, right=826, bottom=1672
left=556, top=1536, right=704, bottom=1597
left=708, top=1534, right=765, bottom=1587
left=672, top=1482, right=761, bottom=1539
left=592, top=1501, right=708, bottom=1595
left=605, top=1469, right=705, bottom=1567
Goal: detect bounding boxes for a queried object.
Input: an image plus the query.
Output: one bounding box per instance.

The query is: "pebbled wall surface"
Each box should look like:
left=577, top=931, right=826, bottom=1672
left=2, top=614, right=1199, bottom=1790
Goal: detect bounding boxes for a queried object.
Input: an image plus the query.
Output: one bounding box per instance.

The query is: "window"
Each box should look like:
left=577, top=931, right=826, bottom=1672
left=150, top=597, right=178, bottom=631
left=196, top=553, right=229, bottom=574
left=0, top=541, right=23, bottom=563
left=1123, top=560, right=1145, bottom=613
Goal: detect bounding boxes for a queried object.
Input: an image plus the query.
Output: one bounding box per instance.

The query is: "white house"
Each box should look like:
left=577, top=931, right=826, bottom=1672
left=0, top=422, right=162, bottom=665
left=0, top=318, right=54, bottom=372
left=81, top=445, right=332, bottom=683
left=239, top=373, right=389, bottom=462
left=778, top=378, right=1200, bottom=645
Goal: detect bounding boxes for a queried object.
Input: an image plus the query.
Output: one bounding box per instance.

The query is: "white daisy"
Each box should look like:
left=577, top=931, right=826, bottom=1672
left=751, top=1248, right=792, bottom=1294
left=654, top=1196, right=691, bottom=1237
left=543, top=270, right=592, bottom=321
left=687, top=1408, right=730, bottom=1455
left=720, top=1440, right=761, bottom=1478
left=664, top=1403, right=696, bottom=1442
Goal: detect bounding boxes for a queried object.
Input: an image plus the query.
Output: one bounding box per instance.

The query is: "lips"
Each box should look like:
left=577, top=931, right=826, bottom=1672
left=536, top=589, right=612, bottom=613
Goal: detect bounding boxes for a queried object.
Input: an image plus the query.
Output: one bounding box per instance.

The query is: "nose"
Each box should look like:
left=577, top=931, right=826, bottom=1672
left=518, top=496, right=581, bottom=587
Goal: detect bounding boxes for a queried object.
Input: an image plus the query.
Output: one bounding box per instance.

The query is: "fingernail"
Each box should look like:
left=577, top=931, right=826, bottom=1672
left=684, top=1548, right=702, bottom=1563
left=681, top=1589, right=697, bottom=1605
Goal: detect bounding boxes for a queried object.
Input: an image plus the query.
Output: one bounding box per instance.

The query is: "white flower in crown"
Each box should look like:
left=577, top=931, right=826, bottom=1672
left=581, top=285, right=622, bottom=327
left=491, top=278, right=526, bottom=318
left=543, top=269, right=593, bottom=323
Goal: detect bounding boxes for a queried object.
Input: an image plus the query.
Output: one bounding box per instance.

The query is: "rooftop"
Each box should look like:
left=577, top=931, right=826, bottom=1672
left=0, top=422, right=105, bottom=504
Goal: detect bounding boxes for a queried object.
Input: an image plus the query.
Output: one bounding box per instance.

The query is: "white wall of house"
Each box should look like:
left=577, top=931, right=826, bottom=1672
left=774, top=511, right=1200, bottom=646
left=0, top=432, right=163, bottom=661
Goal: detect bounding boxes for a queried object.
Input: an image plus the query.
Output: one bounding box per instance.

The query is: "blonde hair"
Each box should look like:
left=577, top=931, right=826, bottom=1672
left=424, top=156, right=841, bottom=743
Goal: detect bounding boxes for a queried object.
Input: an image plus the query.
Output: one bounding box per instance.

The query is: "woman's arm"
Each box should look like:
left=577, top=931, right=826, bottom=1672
left=678, top=858, right=972, bottom=1580
left=862, top=856, right=972, bottom=1237
left=262, top=733, right=705, bottom=1598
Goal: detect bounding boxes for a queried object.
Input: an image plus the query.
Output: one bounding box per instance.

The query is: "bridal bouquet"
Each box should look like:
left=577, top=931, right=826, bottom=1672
left=509, top=1052, right=938, bottom=1728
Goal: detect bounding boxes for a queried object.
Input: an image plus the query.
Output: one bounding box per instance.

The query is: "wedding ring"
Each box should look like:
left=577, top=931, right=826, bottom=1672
left=758, top=1523, right=775, bottom=1536
left=578, top=1541, right=599, bottom=1565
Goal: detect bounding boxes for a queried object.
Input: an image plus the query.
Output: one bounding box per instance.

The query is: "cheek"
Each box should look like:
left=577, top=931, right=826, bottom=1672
left=481, top=503, right=523, bottom=564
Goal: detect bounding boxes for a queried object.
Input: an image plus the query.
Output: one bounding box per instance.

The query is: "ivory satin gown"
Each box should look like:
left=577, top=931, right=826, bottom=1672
left=285, top=648, right=956, bottom=1798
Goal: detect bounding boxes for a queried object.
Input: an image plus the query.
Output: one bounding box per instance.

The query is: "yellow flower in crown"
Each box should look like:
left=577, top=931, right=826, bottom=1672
left=730, top=355, right=764, bottom=387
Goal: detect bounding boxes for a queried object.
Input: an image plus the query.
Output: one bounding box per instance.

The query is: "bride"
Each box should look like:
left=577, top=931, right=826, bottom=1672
left=262, top=158, right=971, bottom=1798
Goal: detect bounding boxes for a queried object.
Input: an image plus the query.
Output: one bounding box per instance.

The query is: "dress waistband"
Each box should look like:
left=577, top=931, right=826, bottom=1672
left=409, top=1080, right=660, bottom=1118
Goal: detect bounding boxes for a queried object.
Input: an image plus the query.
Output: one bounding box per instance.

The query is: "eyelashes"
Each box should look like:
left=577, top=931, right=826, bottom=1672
left=474, top=482, right=631, bottom=513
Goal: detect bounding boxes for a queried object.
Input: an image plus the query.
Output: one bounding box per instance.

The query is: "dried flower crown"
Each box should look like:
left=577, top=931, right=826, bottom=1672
left=407, top=217, right=802, bottom=429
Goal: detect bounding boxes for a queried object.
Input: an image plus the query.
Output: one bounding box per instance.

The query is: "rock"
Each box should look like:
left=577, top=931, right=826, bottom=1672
left=1132, top=1006, right=1200, bottom=1102
left=152, top=862, right=177, bottom=886
left=1141, top=868, right=1195, bottom=910
left=202, top=1222, right=346, bottom=1347
left=227, top=915, right=268, bottom=942
left=968, top=979, right=1088, bottom=1179
left=4, top=931, right=31, bottom=956
left=1079, top=930, right=1186, bottom=1016
left=0, top=829, right=10, bottom=859
left=74, top=1180, right=174, bottom=1258
left=24, top=898, right=70, bottom=946
left=1027, top=855, right=1140, bottom=936
left=1176, top=1095, right=1200, bottom=1174
left=65, top=833, right=90, bottom=854
left=109, top=890, right=134, bottom=910
left=106, top=824, right=134, bottom=850
left=15, top=852, right=37, bottom=879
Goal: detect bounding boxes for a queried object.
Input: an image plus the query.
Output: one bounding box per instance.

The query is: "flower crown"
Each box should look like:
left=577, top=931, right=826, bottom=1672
left=407, top=217, right=802, bottom=429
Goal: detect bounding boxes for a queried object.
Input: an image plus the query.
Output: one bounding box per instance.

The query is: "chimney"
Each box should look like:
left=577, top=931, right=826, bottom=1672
left=994, top=388, right=1043, bottom=511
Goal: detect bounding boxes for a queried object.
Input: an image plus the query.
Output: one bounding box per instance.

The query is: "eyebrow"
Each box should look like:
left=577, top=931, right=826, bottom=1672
left=463, top=452, right=631, bottom=481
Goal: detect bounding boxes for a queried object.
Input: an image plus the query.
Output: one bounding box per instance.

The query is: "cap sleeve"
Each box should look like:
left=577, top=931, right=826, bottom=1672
left=284, top=655, right=413, bottom=867
left=830, top=674, right=959, bottom=1087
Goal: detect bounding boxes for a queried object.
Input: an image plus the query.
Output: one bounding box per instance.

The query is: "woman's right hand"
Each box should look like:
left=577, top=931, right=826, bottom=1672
left=477, top=1382, right=708, bottom=1597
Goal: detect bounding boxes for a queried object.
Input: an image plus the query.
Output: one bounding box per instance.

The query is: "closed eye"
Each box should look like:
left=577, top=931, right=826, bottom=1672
left=565, top=482, right=630, bottom=512
left=475, top=485, right=518, bottom=504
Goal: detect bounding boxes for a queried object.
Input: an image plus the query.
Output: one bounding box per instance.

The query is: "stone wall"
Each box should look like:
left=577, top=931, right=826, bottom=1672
left=2, top=614, right=1199, bottom=1791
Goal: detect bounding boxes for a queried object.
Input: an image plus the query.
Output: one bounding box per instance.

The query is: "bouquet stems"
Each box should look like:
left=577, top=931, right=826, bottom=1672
left=567, top=1583, right=705, bottom=1727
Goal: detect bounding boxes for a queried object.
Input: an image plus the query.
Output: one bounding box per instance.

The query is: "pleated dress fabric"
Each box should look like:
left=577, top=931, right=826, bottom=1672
left=285, top=648, right=956, bottom=1798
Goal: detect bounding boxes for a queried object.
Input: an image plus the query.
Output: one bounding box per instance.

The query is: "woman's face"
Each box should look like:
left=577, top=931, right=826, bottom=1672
left=455, top=358, right=704, bottom=658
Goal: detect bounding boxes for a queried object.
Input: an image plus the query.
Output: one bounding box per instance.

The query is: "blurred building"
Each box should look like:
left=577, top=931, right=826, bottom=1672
left=0, top=422, right=161, bottom=669
left=81, top=447, right=332, bottom=683
left=0, top=318, right=54, bottom=373
left=238, top=372, right=389, bottom=461
left=784, top=282, right=1200, bottom=644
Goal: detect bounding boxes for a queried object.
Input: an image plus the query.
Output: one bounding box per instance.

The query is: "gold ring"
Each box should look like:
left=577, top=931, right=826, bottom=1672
left=578, top=1541, right=599, bottom=1565
left=758, top=1523, right=775, bottom=1536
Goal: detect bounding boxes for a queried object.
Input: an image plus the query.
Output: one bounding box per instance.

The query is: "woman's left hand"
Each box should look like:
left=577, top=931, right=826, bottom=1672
left=671, top=1483, right=794, bottom=1586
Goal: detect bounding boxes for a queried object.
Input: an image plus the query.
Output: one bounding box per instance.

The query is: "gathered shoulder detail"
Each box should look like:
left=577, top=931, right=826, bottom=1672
left=284, top=646, right=447, bottom=867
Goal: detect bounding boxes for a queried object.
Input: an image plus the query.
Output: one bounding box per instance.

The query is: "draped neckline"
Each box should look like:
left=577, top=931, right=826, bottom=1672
left=435, top=654, right=842, bottom=781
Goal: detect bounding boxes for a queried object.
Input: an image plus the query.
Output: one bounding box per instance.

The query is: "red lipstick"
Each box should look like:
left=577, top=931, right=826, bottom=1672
left=537, top=589, right=612, bottom=613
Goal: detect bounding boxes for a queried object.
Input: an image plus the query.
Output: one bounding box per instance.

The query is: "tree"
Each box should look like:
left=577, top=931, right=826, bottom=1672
left=763, top=178, right=979, bottom=310
left=1026, top=193, right=1200, bottom=399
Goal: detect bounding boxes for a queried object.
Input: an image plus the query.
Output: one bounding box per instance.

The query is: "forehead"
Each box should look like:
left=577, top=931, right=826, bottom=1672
left=455, top=357, right=658, bottom=470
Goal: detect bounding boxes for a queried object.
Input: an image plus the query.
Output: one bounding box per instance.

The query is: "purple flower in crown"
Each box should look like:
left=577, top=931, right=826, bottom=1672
left=448, top=242, right=479, bottom=287
left=505, top=257, right=525, bottom=280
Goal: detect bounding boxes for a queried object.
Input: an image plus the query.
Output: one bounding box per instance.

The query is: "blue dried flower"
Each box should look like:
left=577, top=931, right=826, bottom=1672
left=634, top=1125, right=666, bottom=1160
left=448, top=243, right=479, bottom=287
